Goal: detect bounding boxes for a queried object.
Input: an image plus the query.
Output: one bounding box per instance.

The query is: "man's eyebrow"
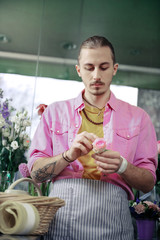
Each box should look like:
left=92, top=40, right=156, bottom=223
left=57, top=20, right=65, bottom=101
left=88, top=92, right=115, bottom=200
left=84, top=63, right=93, bottom=66
left=100, top=62, right=110, bottom=65
left=84, top=62, right=110, bottom=66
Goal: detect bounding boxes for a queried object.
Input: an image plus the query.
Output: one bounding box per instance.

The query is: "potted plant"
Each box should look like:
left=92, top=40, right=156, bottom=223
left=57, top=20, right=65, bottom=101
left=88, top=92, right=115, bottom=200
left=130, top=200, right=160, bottom=239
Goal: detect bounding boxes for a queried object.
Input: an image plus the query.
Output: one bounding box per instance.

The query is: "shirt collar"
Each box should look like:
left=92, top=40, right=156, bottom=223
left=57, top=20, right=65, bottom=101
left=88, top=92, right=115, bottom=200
left=107, top=91, right=118, bottom=111
left=74, top=89, right=85, bottom=110
left=74, top=90, right=119, bottom=112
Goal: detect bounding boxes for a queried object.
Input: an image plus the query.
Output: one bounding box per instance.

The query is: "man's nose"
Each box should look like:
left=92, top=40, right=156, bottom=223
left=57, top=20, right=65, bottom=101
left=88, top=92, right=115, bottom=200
left=93, top=68, right=101, bottom=80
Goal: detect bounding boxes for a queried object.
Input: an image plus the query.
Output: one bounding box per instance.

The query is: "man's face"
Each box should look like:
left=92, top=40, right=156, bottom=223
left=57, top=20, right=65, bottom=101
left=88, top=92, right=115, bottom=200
left=76, top=47, right=118, bottom=98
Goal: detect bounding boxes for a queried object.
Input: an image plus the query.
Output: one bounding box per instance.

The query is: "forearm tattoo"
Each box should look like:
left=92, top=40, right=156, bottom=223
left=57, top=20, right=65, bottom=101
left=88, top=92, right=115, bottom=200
left=32, top=161, right=57, bottom=182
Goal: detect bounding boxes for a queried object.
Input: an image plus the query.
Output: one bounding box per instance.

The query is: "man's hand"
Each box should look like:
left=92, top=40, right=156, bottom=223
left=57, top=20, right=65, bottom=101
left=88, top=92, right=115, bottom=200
left=92, top=150, right=123, bottom=173
left=92, top=149, right=155, bottom=193
left=66, top=131, right=98, bottom=161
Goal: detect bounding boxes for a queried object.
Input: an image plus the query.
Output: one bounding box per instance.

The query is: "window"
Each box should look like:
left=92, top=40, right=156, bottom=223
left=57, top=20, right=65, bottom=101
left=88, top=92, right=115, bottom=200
left=0, top=73, right=138, bottom=138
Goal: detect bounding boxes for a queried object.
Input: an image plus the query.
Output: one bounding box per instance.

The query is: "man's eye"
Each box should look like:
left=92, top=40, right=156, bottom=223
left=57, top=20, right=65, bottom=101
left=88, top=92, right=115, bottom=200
left=101, top=67, right=108, bottom=71
left=85, top=67, right=94, bottom=71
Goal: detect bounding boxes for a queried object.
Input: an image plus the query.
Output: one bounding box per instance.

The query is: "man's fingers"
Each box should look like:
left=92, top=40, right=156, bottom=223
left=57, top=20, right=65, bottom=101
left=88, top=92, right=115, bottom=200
left=75, top=131, right=98, bottom=151
left=74, top=142, right=91, bottom=155
left=96, top=161, right=119, bottom=171
left=92, top=149, right=122, bottom=173
left=92, top=150, right=121, bottom=162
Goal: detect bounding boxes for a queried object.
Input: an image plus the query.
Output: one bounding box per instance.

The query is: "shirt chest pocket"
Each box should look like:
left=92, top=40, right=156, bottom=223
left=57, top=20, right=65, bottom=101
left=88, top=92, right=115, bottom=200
left=116, top=127, right=140, bottom=140
left=50, top=123, right=69, bottom=155
left=114, top=126, right=140, bottom=158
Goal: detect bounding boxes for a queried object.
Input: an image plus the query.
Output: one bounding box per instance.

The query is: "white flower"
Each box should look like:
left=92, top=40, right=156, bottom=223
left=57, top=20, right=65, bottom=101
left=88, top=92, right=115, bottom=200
left=132, top=202, right=137, bottom=206
left=8, top=136, right=13, bottom=142
left=19, top=132, right=24, bottom=138
left=0, top=114, right=6, bottom=128
left=20, top=126, right=25, bottom=132
left=22, top=110, right=28, bottom=117
left=11, top=141, right=19, bottom=150
left=17, top=111, right=28, bottom=121
left=18, top=113, right=24, bottom=120
left=2, top=128, right=10, bottom=137
left=23, top=119, right=31, bottom=127
left=15, top=125, right=20, bottom=132
left=20, top=133, right=29, bottom=139
left=10, top=116, right=17, bottom=123
left=2, top=140, right=7, bottom=146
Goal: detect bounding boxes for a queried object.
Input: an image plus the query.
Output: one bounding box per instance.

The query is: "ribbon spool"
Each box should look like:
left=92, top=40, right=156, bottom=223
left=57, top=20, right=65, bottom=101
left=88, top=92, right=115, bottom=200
left=0, top=201, right=40, bottom=235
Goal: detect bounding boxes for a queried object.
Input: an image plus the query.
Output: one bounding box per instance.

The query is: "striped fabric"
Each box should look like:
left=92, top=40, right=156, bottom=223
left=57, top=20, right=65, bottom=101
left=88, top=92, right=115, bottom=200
left=44, top=179, right=134, bottom=240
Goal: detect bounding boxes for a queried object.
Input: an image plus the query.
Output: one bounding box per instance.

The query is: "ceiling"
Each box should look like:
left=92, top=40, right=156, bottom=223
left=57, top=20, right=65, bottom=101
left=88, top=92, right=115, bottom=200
left=0, top=0, right=160, bottom=90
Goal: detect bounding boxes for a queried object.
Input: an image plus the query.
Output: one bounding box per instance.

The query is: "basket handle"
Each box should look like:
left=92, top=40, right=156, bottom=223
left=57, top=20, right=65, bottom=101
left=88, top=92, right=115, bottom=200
left=7, top=178, right=42, bottom=196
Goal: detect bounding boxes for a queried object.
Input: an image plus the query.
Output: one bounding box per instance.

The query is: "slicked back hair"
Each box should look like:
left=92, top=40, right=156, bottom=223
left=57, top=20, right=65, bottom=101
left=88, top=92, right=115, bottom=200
left=78, top=36, right=116, bottom=64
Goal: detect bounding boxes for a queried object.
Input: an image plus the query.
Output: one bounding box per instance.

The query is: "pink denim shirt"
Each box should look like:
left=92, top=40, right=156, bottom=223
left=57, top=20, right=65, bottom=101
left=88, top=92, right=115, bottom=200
left=28, top=91, right=158, bottom=200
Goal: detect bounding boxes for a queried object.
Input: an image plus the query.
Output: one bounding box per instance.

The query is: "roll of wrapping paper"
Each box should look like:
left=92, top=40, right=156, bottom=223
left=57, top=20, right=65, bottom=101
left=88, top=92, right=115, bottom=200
left=0, top=201, right=40, bottom=235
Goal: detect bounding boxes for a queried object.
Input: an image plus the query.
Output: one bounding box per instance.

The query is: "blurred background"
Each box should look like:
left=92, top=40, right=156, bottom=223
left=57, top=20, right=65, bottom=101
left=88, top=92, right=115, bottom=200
left=0, top=0, right=160, bottom=138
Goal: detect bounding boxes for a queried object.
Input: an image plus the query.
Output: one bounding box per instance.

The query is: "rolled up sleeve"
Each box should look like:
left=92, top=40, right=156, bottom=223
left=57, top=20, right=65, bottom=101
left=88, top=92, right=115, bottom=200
left=133, top=111, right=158, bottom=182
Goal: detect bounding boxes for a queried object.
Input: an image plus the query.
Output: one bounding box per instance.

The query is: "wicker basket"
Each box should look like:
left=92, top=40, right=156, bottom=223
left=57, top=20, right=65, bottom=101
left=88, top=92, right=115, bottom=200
left=0, top=178, right=65, bottom=235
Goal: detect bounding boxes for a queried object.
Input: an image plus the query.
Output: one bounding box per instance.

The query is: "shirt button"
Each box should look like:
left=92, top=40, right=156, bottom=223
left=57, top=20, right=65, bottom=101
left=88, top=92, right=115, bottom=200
left=56, top=130, right=60, bottom=133
left=75, top=124, right=79, bottom=128
left=127, top=135, right=130, bottom=139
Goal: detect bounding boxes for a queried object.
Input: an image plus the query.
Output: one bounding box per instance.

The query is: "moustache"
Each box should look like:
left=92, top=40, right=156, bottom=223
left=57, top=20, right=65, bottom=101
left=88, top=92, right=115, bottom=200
left=90, top=81, right=104, bottom=86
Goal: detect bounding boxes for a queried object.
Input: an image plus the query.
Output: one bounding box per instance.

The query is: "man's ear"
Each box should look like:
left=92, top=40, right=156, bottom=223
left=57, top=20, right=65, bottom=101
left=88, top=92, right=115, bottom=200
left=76, top=65, right=81, bottom=77
left=113, top=63, right=118, bottom=76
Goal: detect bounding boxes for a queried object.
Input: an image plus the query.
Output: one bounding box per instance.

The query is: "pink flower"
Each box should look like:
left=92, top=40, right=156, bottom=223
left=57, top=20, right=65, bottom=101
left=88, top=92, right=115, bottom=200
left=144, top=201, right=160, bottom=212
left=19, top=163, right=30, bottom=177
left=37, top=104, right=48, bottom=116
left=143, top=201, right=154, bottom=206
left=157, top=140, right=160, bottom=154
left=130, top=201, right=160, bottom=219
left=134, top=204, right=146, bottom=214
left=92, top=138, right=106, bottom=153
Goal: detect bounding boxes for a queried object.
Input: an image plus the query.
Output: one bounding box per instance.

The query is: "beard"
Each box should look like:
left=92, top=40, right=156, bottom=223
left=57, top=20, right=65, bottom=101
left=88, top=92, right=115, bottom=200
left=89, top=87, right=107, bottom=96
